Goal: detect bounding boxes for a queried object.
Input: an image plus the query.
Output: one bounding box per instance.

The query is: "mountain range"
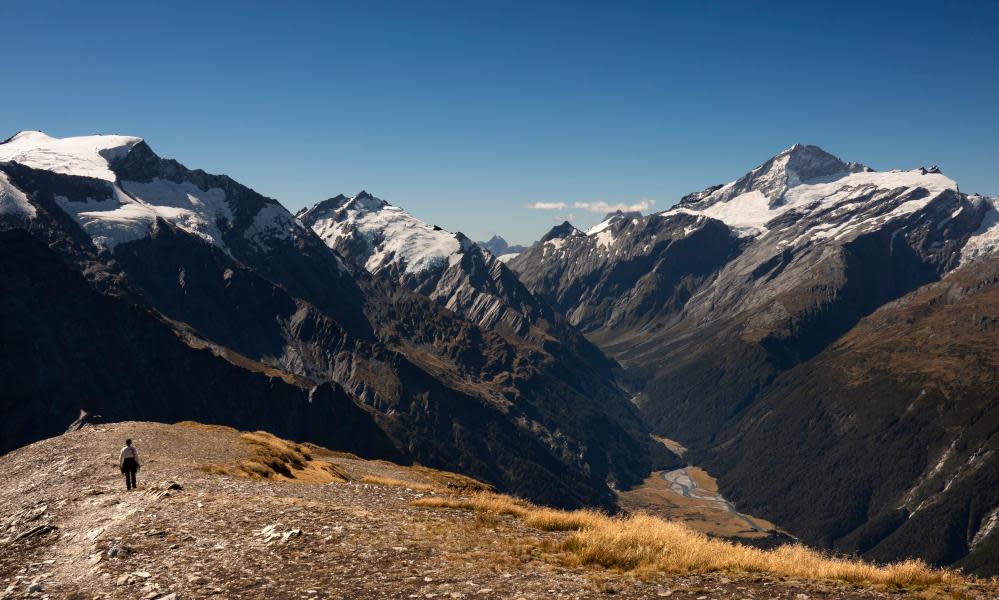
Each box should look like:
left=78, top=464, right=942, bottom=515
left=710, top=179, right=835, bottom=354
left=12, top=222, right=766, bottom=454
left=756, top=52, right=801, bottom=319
left=507, top=143, right=998, bottom=574
left=0, top=131, right=669, bottom=512
left=1, top=134, right=996, bottom=575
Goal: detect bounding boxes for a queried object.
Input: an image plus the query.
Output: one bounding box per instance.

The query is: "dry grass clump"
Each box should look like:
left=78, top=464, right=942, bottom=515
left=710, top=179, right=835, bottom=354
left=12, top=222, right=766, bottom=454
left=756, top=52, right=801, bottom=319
left=176, top=421, right=237, bottom=434
left=240, top=431, right=311, bottom=477
left=522, top=507, right=607, bottom=532
left=411, top=492, right=531, bottom=517
left=359, top=475, right=440, bottom=492
left=411, top=492, right=962, bottom=588
left=202, top=430, right=349, bottom=483
left=360, top=466, right=492, bottom=493
left=411, top=465, right=494, bottom=493
left=412, top=493, right=605, bottom=531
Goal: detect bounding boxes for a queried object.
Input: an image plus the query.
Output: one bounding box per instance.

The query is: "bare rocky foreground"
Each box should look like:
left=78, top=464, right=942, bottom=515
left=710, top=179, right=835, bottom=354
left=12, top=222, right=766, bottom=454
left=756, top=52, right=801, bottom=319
left=0, top=423, right=991, bottom=599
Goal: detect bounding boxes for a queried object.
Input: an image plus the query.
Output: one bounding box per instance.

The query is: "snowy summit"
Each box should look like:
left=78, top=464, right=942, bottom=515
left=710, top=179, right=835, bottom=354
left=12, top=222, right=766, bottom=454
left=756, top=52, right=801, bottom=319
left=297, top=191, right=469, bottom=275
left=0, top=131, right=303, bottom=255
left=0, top=131, right=143, bottom=182
left=667, top=144, right=959, bottom=239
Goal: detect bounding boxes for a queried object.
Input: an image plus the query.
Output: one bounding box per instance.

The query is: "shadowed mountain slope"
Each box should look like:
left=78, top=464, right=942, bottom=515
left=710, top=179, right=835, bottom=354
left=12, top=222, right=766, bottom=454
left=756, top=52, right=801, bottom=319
left=0, top=132, right=669, bottom=510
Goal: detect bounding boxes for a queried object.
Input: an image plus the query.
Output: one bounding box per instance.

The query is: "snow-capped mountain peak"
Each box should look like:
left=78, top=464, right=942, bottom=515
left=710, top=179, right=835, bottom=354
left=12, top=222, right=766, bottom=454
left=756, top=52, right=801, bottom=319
left=541, top=221, right=582, bottom=242
left=0, top=131, right=143, bottom=182
left=299, top=191, right=568, bottom=337
left=586, top=211, right=641, bottom=236
left=668, top=145, right=956, bottom=239
left=679, top=144, right=871, bottom=214
left=298, top=191, right=463, bottom=275
left=0, top=132, right=310, bottom=256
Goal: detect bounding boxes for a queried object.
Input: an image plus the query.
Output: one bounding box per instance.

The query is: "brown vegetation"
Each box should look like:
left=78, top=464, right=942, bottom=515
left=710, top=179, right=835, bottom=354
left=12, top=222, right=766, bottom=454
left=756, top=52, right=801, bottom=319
left=360, top=467, right=493, bottom=494
left=412, top=492, right=963, bottom=588
left=199, top=429, right=349, bottom=483
left=359, top=475, right=439, bottom=492
left=410, top=465, right=494, bottom=493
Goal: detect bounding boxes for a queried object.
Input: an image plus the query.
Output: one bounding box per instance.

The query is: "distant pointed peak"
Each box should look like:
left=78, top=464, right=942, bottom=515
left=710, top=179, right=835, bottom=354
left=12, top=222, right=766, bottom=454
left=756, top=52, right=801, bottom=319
left=784, top=145, right=871, bottom=177
left=600, top=209, right=642, bottom=222
left=685, top=144, right=872, bottom=209
left=541, top=221, right=581, bottom=242
left=776, top=143, right=842, bottom=162
left=344, top=190, right=389, bottom=212
left=297, top=192, right=371, bottom=224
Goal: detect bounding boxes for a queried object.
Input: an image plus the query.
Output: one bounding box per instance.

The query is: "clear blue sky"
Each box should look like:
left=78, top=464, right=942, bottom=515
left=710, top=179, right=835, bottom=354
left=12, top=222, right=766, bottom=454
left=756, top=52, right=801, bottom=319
left=3, top=1, right=997, bottom=244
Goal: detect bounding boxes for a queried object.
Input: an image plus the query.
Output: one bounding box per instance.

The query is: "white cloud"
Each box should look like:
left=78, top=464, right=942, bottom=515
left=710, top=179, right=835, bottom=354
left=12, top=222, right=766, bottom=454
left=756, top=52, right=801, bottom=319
left=525, top=201, right=567, bottom=210
left=572, top=198, right=656, bottom=214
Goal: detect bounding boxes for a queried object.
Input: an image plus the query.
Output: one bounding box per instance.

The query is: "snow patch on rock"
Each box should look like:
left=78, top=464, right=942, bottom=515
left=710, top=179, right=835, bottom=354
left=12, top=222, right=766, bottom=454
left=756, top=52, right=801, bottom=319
left=55, top=187, right=158, bottom=250
left=960, top=196, right=999, bottom=262
left=586, top=218, right=614, bottom=236
left=593, top=228, right=616, bottom=250
left=971, top=507, right=999, bottom=548
left=47, top=178, right=235, bottom=252
left=244, top=203, right=300, bottom=251
left=121, top=179, right=232, bottom=248
left=0, top=172, right=36, bottom=219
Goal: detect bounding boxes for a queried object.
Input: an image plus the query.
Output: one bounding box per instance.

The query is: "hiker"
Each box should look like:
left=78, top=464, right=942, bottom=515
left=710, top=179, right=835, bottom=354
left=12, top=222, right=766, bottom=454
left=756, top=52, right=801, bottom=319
left=119, top=439, right=141, bottom=491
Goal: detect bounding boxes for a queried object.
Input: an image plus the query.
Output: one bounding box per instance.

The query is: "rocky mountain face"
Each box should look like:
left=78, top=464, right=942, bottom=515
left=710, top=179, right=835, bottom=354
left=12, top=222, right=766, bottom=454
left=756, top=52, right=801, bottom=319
left=706, top=254, right=999, bottom=576
left=297, top=192, right=554, bottom=341
left=0, top=228, right=396, bottom=461
left=509, top=210, right=741, bottom=333
left=507, top=144, right=999, bottom=573
left=0, top=132, right=668, bottom=510
left=296, top=191, right=626, bottom=391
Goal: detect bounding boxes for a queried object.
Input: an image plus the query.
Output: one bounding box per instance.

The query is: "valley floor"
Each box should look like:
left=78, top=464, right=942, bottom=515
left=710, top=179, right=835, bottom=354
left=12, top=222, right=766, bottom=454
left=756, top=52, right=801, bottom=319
left=0, top=422, right=991, bottom=599
left=618, top=435, right=780, bottom=544
left=619, top=467, right=778, bottom=542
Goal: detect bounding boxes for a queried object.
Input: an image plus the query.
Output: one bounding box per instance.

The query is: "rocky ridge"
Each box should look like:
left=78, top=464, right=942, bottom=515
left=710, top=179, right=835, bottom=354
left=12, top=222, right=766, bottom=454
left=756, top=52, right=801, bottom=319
left=3, top=422, right=991, bottom=599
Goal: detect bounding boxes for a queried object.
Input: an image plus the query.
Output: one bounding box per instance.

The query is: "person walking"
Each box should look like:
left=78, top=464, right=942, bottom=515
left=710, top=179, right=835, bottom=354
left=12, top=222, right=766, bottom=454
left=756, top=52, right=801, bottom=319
left=119, top=439, right=140, bottom=491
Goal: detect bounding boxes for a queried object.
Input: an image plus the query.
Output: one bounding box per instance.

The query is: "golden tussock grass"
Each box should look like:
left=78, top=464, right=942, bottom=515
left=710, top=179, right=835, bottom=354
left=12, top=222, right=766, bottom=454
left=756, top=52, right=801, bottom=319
left=203, top=430, right=349, bottom=483
left=359, top=475, right=440, bottom=492
left=411, top=465, right=494, bottom=493
left=412, top=492, right=532, bottom=517
left=360, top=466, right=493, bottom=493
left=176, top=421, right=238, bottom=434
left=522, top=507, right=607, bottom=532
left=410, top=492, right=963, bottom=588
left=564, top=513, right=958, bottom=587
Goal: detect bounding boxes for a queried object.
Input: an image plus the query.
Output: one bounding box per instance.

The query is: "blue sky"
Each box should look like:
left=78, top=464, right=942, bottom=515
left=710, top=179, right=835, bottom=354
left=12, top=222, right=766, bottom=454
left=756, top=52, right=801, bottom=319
left=3, top=1, right=997, bottom=244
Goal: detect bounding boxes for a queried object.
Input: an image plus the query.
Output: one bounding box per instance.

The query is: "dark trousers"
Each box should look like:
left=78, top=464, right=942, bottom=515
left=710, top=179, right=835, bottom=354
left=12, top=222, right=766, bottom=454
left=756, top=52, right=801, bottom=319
left=122, top=458, right=138, bottom=490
